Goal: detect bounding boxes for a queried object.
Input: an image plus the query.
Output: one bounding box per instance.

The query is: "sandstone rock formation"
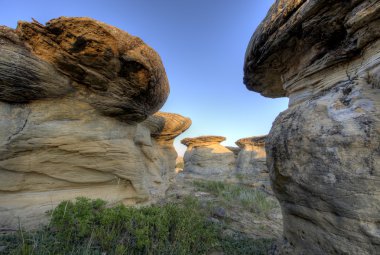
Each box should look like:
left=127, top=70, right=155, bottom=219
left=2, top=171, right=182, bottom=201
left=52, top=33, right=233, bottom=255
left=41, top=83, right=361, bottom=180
left=0, top=17, right=189, bottom=230
left=181, top=136, right=235, bottom=178
left=244, top=1, right=380, bottom=254
left=235, top=136, right=270, bottom=190
left=142, top=112, right=191, bottom=181
left=226, top=146, right=241, bottom=159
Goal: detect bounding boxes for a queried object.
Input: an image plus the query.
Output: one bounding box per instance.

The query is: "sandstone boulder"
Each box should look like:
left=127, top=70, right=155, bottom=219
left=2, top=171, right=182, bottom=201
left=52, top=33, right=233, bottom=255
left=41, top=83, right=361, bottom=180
left=181, top=136, right=235, bottom=178
left=235, top=136, right=270, bottom=190
left=0, top=17, right=179, bottom=230
left=244, top=1, right=380, bottom=254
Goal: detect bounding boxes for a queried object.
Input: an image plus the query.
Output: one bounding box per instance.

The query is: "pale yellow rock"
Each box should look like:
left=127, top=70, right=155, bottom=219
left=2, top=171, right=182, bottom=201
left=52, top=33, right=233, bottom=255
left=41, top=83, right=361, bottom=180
left=0, top=17, right=191, bottom=230
left=181, top=136, right=235, bottom=178
left=235, top=136, right=270, bottom=190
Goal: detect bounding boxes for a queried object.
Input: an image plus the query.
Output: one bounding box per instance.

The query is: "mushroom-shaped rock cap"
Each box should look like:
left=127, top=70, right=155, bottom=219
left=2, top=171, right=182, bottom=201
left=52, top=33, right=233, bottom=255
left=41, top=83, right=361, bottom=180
left=243, top=0, right=380, bottom=98
left=0, top=17, right=169, bottom=122
left=181, top=136, right=226, bottom=147
left=143, top=112, right=192, bottom=141
left=235, top=135, right=267, bottom=148
left=226, top=146, right=241, bottom=156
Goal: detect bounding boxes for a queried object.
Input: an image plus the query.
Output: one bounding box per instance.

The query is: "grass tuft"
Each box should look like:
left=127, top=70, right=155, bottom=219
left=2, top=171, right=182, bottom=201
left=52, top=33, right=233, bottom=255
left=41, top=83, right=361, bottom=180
left=193, top=180, right=278, bottom=216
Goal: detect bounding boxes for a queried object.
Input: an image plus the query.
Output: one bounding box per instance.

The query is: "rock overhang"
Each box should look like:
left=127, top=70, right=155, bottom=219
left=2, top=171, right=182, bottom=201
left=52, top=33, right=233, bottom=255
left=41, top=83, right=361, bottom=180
left=235, top=135, right=267, bottom=148
left=181, top=136, right=226, bottom=147
left=243, top=0, right=380, bottom=100
left=0, top=16, right=170, bottom=123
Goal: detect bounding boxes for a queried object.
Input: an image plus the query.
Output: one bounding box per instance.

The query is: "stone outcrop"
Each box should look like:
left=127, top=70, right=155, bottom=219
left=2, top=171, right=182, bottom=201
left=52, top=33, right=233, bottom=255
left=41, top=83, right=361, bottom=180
left=235, top=136, right=270, bottom=190
left=244, top=1, right=380, bottom=254
left=226, top=146, right=241, bottom=159
left=181, top=136, right=235, bottom=178
left=0, top=17, right=189, bottom=230
left=142, top=112, right=191, bottom=181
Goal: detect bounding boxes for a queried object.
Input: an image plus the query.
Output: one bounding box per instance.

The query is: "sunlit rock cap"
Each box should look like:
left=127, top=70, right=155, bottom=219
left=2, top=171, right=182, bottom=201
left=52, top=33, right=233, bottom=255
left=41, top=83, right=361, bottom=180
left=0, top=16, right=169, bottom=122
left=235, top=135, right=267, bottom=148
left=143, top=112, right=192, bottom=142
left=181, top=136, right=226, bottom=147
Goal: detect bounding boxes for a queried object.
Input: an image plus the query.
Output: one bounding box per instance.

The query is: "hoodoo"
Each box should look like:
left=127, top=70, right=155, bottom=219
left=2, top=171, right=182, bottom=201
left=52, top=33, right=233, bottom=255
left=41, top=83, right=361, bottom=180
left=0, top=17, right=190, bottom=230
left=244, top=1, right=380, bottom=254
left=181, top=136, right=235, bottom=178
left=235, top=136, right=270, bottom=190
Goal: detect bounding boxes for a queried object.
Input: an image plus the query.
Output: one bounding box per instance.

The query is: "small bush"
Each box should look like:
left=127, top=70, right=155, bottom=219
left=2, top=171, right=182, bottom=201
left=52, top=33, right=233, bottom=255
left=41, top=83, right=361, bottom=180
left=0, top=197, right=219, bottom=255
left=221, top=235, right=275, bottom=255
left=0, top=196, right=275, bottom=255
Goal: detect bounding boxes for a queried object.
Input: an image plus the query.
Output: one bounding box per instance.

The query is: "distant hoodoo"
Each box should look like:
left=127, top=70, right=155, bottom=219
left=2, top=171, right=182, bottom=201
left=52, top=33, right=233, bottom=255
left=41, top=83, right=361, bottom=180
left=181, top=136, right=235, bottom=178
left=235, top=136, right=270, bottom=190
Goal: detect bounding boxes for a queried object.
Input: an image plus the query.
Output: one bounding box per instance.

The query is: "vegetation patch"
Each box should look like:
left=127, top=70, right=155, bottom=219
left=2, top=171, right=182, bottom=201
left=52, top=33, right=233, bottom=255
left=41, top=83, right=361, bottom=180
left=0, top=197, right=274, bottom=255
left=193, top=180, right=278, bottom=217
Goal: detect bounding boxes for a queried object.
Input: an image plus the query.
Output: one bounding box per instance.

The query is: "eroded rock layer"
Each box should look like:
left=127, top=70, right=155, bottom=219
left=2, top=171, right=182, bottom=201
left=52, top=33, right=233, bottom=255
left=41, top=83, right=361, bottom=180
left=181, top=136, right=235, bottom=178
left=235, top=136, right=270, bottom=190
left=0, top=17, right=182, bottom=230
left=244, top=1, right=380, bottom=254
left=142, top=112, right=191, bottom=182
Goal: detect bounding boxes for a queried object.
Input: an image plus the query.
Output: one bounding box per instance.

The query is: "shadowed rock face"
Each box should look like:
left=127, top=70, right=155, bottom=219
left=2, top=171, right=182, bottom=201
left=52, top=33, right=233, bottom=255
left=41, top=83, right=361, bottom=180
left=235, top=136, right=270, bottom=190
left=0, top=17, right=178, bottom=230
left=244, top=1, right=380, bottom=254
left=181, top=136, right=235, bottom=178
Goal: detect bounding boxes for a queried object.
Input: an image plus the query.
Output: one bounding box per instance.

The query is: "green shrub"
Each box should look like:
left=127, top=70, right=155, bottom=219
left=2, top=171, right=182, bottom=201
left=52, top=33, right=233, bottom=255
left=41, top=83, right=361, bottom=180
left=1, top=197, right=219, bottom=255
left=221, top=235, right=275, bottom=255
left=0, top=196, right=275, bottom=255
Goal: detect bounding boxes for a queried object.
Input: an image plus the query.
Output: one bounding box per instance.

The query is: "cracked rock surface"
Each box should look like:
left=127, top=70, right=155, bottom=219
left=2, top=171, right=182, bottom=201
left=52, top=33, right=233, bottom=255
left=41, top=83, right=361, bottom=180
left=0, top=17, right=187, bottom=230
left=244, top=1, right=380, bottom=254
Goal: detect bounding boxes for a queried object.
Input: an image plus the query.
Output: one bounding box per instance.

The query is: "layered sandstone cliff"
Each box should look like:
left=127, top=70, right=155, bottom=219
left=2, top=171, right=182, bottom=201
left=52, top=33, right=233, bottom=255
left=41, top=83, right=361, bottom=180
left=0, top=17, right=189, bottom=230
left=181, top=136, right=235, bottom=178
left=244, top=1, right=380, bottom=254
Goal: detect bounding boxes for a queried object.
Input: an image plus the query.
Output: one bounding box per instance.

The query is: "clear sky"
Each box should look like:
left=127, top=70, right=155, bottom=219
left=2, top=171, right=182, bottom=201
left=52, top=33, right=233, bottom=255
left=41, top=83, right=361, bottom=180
left=1, top=0, right=288, bottom=155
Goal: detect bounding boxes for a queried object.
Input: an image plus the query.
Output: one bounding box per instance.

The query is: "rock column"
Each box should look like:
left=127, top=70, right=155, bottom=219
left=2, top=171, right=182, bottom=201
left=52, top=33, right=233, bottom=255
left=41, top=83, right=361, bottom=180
left=235, top=136, right=270, bottom=189
left=181, top=136, right=235, bottom=179
left=0, top=17, right=173, bottom=230
left=244, top=1, right=380, bottom=254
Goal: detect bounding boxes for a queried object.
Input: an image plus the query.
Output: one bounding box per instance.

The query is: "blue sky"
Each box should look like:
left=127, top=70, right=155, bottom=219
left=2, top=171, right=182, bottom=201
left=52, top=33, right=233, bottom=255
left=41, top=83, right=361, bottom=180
left=1, top=0, right=288, bottom=155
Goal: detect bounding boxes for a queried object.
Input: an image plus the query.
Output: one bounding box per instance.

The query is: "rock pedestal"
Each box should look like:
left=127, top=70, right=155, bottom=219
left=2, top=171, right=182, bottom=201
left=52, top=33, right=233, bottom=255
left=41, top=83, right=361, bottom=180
left=0, top=17, right=188, bottom=230
left=235, top=136, right=270, bottom=190
left=181, top=136, right=235, bottom=178
left=142, top=112, right=192, bottom=182
left=244, top=1, right=380, bottom=254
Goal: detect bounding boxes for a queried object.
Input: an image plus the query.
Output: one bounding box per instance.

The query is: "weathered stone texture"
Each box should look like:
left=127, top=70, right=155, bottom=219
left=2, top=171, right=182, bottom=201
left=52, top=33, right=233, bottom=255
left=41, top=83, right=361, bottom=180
left=244, top=1, right=380, bottom=254
left=0, top=17, right=188, bottom=230
left=235, top=136, right=270, bottom=190
left=1, top=17, right=169, bottom=122
left=181, top=136, right=235, bottom=178
left=142, top=112, right=191, bottom=181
